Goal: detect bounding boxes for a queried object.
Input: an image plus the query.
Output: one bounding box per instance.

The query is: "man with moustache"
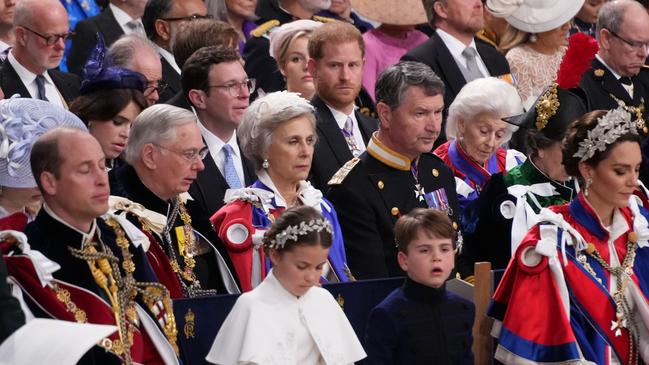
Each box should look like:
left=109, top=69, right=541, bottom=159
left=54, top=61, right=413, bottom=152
left=326, top=61, right=460, bottom=279
left=24, top=128, right=179, bottom=365
left=307, top=21, right=378, bottom=191
left=110, top=104, right=239, bottom=297
left=402, top=0, right=510, bottom=147
left=1, top=0, right=80, bottom=106
left=142, top=0, right=209, bottom=102
left=244, top=0, right=334, bottom=96
left=182, top=46, right=256, bottom=280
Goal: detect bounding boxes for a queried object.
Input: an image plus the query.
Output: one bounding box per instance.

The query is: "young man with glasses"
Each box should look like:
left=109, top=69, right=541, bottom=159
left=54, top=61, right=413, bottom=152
left=3, top=0, right=80, bottom=106
left=142, top=0, right=210, bottom=103
left=111, top=104, right=240, bottom=297
left=181, top=46, right=257, bottom=273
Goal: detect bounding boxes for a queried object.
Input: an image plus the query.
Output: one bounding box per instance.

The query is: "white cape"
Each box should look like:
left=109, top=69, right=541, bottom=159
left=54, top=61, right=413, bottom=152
left=206, top=270, right=366, bottom=365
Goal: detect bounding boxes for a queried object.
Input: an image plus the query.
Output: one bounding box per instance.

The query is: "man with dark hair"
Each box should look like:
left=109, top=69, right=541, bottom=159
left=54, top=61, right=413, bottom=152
left=142, top=0, right=208, bottom=102
left=326, top=61, right=460, bottom=279
left=182, top=46, right=256, bottom=254
left=67, top=0, right=147, bottom=76
left=402, top=0, right=510, bottom=147
left=2, top=0, right=80, bottom=106
left=166, top=18, right=239, bottom=109
left=26, top=128, right=180, bottom=364
left=307, top=21, right=378, bottom=191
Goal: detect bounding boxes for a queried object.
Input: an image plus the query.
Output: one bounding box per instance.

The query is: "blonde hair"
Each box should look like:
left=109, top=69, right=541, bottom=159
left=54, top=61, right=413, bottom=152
left=499, top=24, right=530, bottom=54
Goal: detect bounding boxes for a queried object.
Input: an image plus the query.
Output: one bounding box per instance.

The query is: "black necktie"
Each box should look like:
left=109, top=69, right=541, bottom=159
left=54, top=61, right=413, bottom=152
left=35, top=74, right=49, bottom=101
left=620, top=77, right=632, bottom=86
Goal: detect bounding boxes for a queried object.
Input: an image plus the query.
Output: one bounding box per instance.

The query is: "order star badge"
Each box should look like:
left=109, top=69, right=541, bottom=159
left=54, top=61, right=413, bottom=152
left=414, top=184, right=426, bottom=202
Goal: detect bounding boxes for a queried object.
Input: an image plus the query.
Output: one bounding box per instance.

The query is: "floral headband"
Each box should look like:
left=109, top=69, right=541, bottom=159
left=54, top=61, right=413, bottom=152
left=265, top=218, right=333, bottom=250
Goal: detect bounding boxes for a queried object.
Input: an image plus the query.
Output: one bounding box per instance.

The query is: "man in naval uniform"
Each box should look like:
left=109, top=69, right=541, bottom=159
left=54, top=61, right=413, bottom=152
left=326, top=61, right=460, bottom=279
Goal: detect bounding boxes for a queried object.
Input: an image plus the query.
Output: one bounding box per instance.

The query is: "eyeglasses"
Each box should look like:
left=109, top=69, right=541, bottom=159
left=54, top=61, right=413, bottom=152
left=606, top=28, right=649, bottom=53
left=154, top=143, right=209, bottom=162
left=207, top=78, right=256, bottom=97
left=161, top=14, right=213, bottom=22
left=21, top=26, right=73, bottom=46
left=144, top=80, right=169, bottom=96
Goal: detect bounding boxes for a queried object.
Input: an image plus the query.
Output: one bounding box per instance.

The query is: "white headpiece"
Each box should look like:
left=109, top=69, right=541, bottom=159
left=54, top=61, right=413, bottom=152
left=573, top=107, right=638, bottom=162
left=266, top=218, right=333, bottom=250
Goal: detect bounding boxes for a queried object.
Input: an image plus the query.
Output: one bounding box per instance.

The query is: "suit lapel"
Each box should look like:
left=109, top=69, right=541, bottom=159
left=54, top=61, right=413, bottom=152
left=477, top=41, right=502, bottom=77
left=1, top=61, right=30, bottom=97
left=593, top=58, right=633, bottom=104
left=432, top=33, right=466, bottom=99
left=98, top=7, right=125, bottom=46
left=49, top=70, right=78, bottom=104
left=355, top=111, right=377, bottom=145
left=194, top=151, right=229, bottom=214
left=313, top=96, right=353, bottom=165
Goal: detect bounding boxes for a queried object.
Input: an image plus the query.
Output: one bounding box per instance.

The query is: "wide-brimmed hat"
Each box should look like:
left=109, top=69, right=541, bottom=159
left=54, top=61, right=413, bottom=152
left=0, top=97, right=88, bottom=188
left=351, top=0, right=428, bottom=26
left=487, top=0, right=584, bottom=33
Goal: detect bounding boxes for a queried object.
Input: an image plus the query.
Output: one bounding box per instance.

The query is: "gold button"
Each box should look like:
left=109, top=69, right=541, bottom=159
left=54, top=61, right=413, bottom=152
left=432, top=168, right=439, bottom=177
left=391, top=207, right=400, bottom=216
left=377, top=180, right=384, bottom=189
left=452, top=221, right=458, bottom=230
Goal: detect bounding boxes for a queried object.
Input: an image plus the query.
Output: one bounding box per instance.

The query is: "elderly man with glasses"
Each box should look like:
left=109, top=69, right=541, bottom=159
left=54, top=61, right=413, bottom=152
left=1, top=0, right=80, bottom=106
left=142, top=0, right=210, bottom=103
left=110, top=104, right=240, bottom=298
left=578, top=0, right=649, bottom=184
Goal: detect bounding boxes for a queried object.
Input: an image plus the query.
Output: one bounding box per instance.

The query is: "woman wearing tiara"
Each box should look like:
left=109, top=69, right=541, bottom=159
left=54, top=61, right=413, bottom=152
left=210, top=91, right=353, bottom=292
left=206, top=205, right=366, bottom=365
left=489, top=107, right=649, bottom=364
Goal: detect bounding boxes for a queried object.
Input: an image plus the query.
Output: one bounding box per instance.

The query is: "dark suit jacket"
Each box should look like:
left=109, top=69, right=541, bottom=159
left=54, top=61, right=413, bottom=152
left=159, top=56, right=180, bottom=103
left=310, top=95, right=378, bottom=191
left=402, top=32, right=510, bottom=146
left=166, top=90, right=192, bottom=111
left=186, top=144, right=257, bottom=285
left=0, top=60, right=80, bottom=104
left=68, top=7, right=124, bottom=76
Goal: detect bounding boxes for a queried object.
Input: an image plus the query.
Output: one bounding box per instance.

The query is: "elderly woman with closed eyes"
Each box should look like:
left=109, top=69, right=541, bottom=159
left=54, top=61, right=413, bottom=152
left=210, top=91, right=353, bottom=292
left=434, top=77, right=525, bottom=211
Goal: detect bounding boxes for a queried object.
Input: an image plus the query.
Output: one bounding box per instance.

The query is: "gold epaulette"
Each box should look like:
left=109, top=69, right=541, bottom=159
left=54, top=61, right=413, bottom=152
left=250, top=20, right=280, bottom=38
left=642, top=64, right=649, bottom=70
left=313, top=15, right=338, bottom=24
left=328, top=157, right=360, bottom=186
left=475, top=29, right=497, bottom=48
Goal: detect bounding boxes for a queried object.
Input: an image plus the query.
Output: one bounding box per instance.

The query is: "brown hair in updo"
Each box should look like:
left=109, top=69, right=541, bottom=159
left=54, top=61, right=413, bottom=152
left=262, top=206, right=333, bottom=254
left=562, top=109, right=642, bottom=179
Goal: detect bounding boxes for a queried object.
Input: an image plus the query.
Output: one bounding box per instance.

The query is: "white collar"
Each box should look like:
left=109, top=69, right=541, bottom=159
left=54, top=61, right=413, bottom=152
left=7, top=51, right=54, bottom=85
left=157, top=46, right=180, bottom=74
left=607, top=208, right=629, bottom=243
left=197, top=120, right=239, bottom=158
left=325, top=103, right=357, bottom=130
left=436, top=28, right=478, bottom=61
left=42, top=203, right=98, bottom=243
left=109, top=3, right=137, bottom=27
left=257, top=170, right=322, bottom=209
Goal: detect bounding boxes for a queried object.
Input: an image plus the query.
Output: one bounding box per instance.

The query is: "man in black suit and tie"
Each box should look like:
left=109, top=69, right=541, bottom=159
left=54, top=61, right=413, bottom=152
left=306, top=21, right=378, bottom=191
left=402, top=0, right=511, bottom=147
left=67, top=0, right=146, bottom=76
left=142, top=0, right=209, bottom=103
left=1, top=0, right=80, bottom=106
left=182, top=45, right=256, bottom=246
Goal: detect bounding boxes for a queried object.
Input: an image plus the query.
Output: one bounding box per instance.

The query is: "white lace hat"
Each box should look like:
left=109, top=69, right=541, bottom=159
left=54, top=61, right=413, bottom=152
left=487, top=0, right=585, bottom=33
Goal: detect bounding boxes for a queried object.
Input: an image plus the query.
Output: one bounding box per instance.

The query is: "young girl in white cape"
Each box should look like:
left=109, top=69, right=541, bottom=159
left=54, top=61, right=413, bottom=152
left=206, top=206, right=366, bottom=365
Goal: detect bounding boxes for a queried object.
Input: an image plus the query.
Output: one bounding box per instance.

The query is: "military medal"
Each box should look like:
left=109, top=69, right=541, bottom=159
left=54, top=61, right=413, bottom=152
left=414, top=183, right=425, bottom=202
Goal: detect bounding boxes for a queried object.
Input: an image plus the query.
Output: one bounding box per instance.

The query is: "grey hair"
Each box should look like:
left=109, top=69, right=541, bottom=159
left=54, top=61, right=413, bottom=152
left=446, top=77, right=523, bottom=141
left=422, top=0, right=444, bottom=27
left=108, top=34, right=159, bottom=69
left=14, top=0, right=63, bottom=27
left=375, top=61, right=445, bottom=110
left=123, top=104, right=197, bottom=164
left=596, top=0, right=642, bottom=41
left=238, top=91, right=316, bottom=171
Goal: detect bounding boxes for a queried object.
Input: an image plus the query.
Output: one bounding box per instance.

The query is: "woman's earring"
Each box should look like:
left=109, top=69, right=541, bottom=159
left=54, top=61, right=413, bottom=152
left=529, top=33, right=537, bottom=43
left=262, top=159, right=270, bottom=169
left=584, top=177, right=592, bottom=197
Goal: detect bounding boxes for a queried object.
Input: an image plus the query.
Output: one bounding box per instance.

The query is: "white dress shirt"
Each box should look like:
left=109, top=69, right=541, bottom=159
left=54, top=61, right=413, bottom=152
left=436, top=28, right=490, bottom=78
left=109, top=3, right=145, bottom=36
left=326, top=104, right=367, bottom=154
left=7, top=52, right=65, bottom=108
left=157, top=46, right=180, bottom=75
left=596, top=54, right=634, bottom=98
left=197, top=121, right=246, bottom=185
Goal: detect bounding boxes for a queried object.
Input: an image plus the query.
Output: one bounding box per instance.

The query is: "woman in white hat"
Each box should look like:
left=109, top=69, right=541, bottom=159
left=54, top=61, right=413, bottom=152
left=488, top=0, right=585, bottom=107
left=351, top=0, right=429, bottom=101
